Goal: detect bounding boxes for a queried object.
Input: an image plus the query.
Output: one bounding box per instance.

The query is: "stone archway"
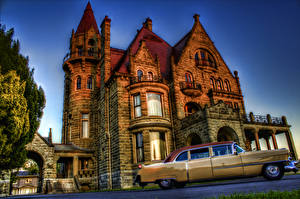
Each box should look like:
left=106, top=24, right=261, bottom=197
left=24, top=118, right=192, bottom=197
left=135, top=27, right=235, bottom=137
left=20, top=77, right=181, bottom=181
left=25, top=133, right=56, bottom=193
left=186, top=133, right=202, bottom=146
left=217, top=126, right=239, bottom=144
left=26, top=151, right=44, bottom=193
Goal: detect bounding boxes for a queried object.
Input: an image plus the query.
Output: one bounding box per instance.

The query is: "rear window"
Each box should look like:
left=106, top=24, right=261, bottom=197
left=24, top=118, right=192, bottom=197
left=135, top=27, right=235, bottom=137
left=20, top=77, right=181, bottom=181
left=190, top=148, right=209, bottom=160
left=212, top=145, right=232, bottom=156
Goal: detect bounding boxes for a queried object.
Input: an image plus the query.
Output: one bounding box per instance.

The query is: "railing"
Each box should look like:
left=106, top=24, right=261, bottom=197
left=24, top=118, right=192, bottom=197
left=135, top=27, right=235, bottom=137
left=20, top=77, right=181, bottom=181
left=179, top=81, right=202, bottom=90
left=63, top=50, right=100, bottom=62
left=244, top=113, right=286, bottom=125
left=130, top=75, right=162, bottom=84
left=195, top=60, right=216, bottom=68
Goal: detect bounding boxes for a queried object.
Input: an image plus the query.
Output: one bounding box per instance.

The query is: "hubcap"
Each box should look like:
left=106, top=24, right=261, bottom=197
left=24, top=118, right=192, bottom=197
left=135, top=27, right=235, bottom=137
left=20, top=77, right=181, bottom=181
left=266, top=165, right=280, bottom=177
left=161, top=180, right=170, bottom=187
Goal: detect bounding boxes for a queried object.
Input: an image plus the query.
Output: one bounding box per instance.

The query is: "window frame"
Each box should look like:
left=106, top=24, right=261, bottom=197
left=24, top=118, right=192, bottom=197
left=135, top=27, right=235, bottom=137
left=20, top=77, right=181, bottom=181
left=76, top=76, right=81, bottom=90
left=137, top=69, right=143, bottom=82
left=150, top=131, right=167, bottom=161
left=81, top=113, right=89, bottom=138
left=87, top=76, right=93, bottom=90
left=136, top=132, right=144, bottom=162
left=146, top=92, right=163, bottom=117
left=133, top=94, right=142, bottom=118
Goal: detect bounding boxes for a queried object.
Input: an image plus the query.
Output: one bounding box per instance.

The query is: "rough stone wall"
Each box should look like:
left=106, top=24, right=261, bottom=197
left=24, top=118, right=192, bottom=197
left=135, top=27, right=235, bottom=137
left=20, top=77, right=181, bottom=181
left=25, top=133, right=56, bottom=193
left=171, top=18, right=244, bottom=121
left=0, top=170, right=10, bottom=197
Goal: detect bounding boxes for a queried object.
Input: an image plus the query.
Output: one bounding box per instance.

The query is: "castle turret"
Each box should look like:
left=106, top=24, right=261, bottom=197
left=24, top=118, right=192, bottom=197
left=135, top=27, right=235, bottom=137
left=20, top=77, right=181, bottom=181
left=61, top=2, right=101, bottom=148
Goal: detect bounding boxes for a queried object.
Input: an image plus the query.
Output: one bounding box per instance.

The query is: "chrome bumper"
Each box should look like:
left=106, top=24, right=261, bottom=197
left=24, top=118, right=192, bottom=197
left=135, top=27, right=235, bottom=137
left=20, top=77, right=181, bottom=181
left=284, top=160, right=299, bottom=173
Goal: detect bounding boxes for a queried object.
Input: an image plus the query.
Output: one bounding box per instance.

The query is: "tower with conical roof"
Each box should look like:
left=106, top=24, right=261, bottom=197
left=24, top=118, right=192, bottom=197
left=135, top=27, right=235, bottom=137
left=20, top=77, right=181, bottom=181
left=62, top=2, right=101, bottom=148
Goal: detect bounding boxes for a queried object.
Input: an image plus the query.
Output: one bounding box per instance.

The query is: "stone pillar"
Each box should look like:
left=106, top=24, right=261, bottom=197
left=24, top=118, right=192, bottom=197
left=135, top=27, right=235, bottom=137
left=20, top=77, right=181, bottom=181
left=73, top=156, right=79, bottom=177
left=265, top=136, right=271, bottom=150
left=271, top=130, right=278, bottom=149
left=285, top=131, right=298, bottom=160
left=254, top=129, right=260, bottom=151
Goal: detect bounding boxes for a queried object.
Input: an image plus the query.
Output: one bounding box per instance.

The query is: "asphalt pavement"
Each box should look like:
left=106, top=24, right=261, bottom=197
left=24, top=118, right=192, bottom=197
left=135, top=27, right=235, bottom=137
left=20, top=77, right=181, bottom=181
left=5, top=174, right=300, bottom=199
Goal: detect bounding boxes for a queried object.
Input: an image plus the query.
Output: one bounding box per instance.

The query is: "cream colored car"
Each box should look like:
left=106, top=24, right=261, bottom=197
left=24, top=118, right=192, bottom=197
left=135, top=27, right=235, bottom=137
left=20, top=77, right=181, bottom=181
left=135, top=141, right=295, bottom=189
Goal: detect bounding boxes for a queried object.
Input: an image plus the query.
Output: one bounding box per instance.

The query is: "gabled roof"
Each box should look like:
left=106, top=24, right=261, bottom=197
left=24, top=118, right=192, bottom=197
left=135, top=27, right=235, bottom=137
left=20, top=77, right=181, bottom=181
left=113, top=26, right=172, bottom=79
left=75, top=2, right=99, bottom=34
left=111, top=47, right=126, bottom=71
left=172, top=14, right=213, bottom=64
left=173, top=31, right=191, bottom=63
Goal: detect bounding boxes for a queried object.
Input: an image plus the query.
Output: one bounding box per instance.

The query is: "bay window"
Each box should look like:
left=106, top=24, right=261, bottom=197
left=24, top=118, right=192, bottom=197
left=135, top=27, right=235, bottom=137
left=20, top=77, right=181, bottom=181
left=133, top=94, right=142, bottom=117
left=150, top=132, right=167, bottom=161
left=136, top=132, right=144, bottom=162
left=147, top=93, right=162, bottom=116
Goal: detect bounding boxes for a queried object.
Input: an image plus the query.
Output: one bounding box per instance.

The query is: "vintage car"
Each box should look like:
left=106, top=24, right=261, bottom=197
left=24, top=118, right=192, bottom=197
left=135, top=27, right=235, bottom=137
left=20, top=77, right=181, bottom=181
left=135, top=141, right=298, bottom=189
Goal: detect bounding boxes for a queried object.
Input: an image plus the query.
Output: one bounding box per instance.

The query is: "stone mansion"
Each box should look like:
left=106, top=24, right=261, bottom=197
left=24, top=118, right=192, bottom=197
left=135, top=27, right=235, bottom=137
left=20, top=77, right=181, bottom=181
left=21, top=2, right=297, bottom=193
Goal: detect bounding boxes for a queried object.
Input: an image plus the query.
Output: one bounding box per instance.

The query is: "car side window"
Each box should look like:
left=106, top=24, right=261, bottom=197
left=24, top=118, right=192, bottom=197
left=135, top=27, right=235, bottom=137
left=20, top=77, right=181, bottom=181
left=212, top=145, right=232, bottom=156
left=190, top=148, right=209, bottom=160
left=234, top=144, right=245, bottom=154
left=176, top=151, right=188, bottom=162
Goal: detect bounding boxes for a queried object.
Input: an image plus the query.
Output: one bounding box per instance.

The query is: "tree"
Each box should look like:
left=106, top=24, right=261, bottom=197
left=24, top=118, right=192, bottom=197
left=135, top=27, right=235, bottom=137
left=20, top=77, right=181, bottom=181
left=0, top=71, right=29, bottom=168
left=0, top=24, right=45, bottom=170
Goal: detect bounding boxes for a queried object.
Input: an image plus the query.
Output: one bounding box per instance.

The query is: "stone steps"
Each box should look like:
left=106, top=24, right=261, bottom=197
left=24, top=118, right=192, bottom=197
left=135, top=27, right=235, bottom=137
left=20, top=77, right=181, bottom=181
left=51, top=178, right=78, bottom=193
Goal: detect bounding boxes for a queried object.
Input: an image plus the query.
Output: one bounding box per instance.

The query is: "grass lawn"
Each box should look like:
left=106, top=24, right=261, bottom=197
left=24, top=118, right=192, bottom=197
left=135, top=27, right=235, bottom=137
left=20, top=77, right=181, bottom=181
left=214, top=189, right=300, bottom=199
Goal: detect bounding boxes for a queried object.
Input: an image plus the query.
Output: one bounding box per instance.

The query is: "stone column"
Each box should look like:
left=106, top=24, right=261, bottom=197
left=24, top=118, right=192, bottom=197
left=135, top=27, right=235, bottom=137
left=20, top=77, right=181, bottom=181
left=265, top=136, right=271, bottom=150
left=73, top=156, right=79, bottom=177
left=285, top=130, right=298, bottom=160
left=254, top=129, right=260, bottom=151
left=271, top=130, right=278, bottom=149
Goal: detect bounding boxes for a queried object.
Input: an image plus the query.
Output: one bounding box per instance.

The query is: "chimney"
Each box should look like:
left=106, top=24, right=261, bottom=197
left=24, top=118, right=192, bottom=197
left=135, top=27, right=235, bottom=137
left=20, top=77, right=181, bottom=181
left=49, top=128, right=53, bottom=144
left=193, top=14, right=200, bottom=23
left=143, top=17, right=152, bottom=31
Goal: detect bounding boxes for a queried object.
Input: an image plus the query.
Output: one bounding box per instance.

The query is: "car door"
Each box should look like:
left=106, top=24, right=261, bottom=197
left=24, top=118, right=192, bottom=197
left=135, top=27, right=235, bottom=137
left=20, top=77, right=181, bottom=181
left=187, top=147, right=213, bottom=182
left=173, top=151, right=189, bottom=182
left=211, top=144, right=244, bottom=178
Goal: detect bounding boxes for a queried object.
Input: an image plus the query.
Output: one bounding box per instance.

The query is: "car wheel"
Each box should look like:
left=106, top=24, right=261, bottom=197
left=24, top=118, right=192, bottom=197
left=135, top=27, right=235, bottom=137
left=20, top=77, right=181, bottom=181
left=158, top=179, right=173, bottom=189
left=174, top=181, right=186, bottom=188
left=263, top=164, right=284, bottom=180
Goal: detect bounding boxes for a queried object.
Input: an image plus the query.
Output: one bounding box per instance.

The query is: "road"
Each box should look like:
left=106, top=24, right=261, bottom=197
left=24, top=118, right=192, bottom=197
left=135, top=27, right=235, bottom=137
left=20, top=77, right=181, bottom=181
left=7, top=175, right=300, bottom=199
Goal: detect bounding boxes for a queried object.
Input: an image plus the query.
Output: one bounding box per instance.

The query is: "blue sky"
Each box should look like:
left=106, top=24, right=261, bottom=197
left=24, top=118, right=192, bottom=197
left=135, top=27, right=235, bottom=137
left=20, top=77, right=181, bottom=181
left=1, top=0, right=299, bottom=155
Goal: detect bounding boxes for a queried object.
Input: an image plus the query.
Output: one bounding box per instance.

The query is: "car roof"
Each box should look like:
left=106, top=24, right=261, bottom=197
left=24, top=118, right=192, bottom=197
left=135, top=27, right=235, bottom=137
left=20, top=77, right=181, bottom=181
left=164, top=141, right=234, bottom=163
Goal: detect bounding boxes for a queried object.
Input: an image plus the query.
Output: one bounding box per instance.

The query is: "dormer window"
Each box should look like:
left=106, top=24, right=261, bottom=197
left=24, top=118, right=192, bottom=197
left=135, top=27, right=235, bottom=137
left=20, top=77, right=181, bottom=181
left=137, top=70, right=143, bottom=82
left=148, top=72, right=153, bottom=81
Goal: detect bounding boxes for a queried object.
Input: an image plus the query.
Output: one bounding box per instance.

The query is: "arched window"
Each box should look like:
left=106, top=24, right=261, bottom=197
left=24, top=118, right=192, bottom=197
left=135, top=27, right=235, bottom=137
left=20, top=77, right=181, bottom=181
left=195, top=53, right=199, bottom=65
left=184, top=102, right=200, bottom=116
left=195, top=49, right=216, bottom=67
left=87, top=76, right=93, bottom=89
left=148, top=72, right=153, bottom=81
left=210, top=78, right=215, bottom=89
left=137, top=70, right=143, bottom=81
left=76, top=76, right=81, bottom=90
left=77, top=46, right=83, bottom=56
left=224, top=80, right=231, bottom=92
left=88, top=39, right=95, bottom=46
left=185, top=72, right=193, bottom=88
left=216, top=79, right=223, bottom=90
